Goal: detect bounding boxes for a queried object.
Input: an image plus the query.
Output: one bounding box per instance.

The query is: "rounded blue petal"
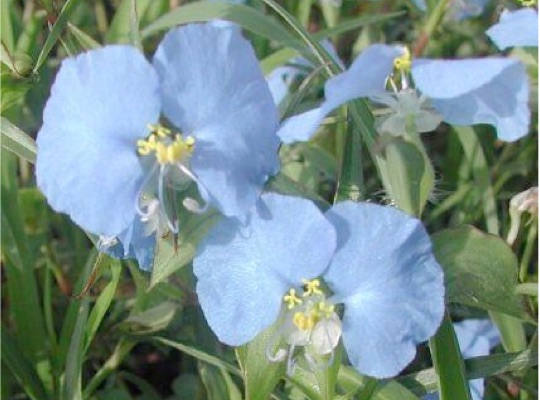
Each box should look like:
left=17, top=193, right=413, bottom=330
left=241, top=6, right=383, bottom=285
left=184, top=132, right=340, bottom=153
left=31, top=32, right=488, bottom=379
left=193, top=193, right=336, bottom=346
left=324, top=202, right=445, bottom=378
left=277, top=44, right=402, bottom=144
left=486, top=8, right=539, bottom=50
left=153, top=24, right=280, bottom=217
left=36, top=46, right=161, bottom=237
left=412, top=58, right=530, bottom=141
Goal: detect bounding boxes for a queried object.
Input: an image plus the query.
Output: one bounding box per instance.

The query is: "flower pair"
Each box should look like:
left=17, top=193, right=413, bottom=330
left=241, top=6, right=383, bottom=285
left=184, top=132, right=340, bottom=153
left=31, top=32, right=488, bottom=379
left=36, top=23, right=280, bottom=270
left=194, top=193, right=445, bottom=378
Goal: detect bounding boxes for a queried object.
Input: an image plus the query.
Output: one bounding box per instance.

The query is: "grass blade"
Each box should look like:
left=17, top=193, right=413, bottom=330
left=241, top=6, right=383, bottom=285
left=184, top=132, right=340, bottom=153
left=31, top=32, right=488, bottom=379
left=1, top=117, right=37, bottom=164
left=34, top=0, right=82, bottom=73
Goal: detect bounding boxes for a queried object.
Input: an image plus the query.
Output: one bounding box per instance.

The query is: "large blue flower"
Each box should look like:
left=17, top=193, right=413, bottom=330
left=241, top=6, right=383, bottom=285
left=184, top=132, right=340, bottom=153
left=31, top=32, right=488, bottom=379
left=36, top=23, right=280, bottom=270
left=277, top=44, right=530, bottom=143
left=424, top=319, right=500, bottom=400
left=486, top=8, right=539, bottom=50
left=193, top=193, right=445, bottom=378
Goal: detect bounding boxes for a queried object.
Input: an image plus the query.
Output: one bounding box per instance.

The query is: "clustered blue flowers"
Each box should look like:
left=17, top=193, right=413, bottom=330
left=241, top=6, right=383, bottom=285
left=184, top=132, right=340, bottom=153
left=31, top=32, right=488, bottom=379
left=35, top=9, right=533, bottom=383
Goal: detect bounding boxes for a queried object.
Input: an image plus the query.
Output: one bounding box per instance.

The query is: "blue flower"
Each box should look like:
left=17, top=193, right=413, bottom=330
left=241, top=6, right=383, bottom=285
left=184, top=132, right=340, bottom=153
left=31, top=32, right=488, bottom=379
left=193, top=193, right=445, bottom=378
left=277, top=44, right=530, bottom=143
left=424, top=319, right=500, bottom=400
left=36, top=23, right=280, bottom=270
left=486, top=8, right=539, bottom=50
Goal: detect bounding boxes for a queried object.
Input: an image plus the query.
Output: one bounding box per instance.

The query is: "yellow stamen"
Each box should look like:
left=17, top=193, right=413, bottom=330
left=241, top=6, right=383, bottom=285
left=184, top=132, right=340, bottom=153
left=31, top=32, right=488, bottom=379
left=318, top=301, right=335, bottom=318
left=394, top=47, right=411, bottom=72
left=283, top=289, right=303, bottom=309
left=293, top=310, right=320, bottom=331
left=302, top=279, right=323, bottom=297
left=137, top=125, right=195, bottom=165
left=518, top=0, right=536, bottom=6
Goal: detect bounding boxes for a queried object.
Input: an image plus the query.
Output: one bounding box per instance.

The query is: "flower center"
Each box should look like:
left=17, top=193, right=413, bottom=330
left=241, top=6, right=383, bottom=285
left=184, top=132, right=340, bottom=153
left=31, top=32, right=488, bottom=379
left=137, top=124, right=195, bottom=165
left=132, top=124, right=210, bottom=238
left=267, top=278, right=342, bottom=376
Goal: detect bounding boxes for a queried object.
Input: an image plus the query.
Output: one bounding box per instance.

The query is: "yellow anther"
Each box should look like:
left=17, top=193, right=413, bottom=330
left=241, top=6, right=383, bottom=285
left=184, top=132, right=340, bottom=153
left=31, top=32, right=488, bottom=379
left=302, top=279, right=323, bottom=297
left=137, top=125, right=195, bottom=164
left=318, top=301, right=335, bottom=318
left=394, top=47, right=411, bottom=71
left=284, top=289, right=303, bottom=309
left=293, top=312, right=318, bottom=331
left=518, top=0, right=536, bottom=6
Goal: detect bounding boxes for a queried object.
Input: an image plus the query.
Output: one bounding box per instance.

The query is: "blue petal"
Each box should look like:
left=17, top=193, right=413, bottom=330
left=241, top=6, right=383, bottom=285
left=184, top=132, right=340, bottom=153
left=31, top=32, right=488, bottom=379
left=324, top=202, right=445, bottom=378
left=266, top=66, right=297, bottom=104
left=153, top=24, right=280, bottom=217
left=100, top=218, right=156, bottom=271
left=448, top=0, right=490, bottom=21
left=193, top=193, right=336, bottom=346
left=277, top=44, right=402, bottom=143
left=486, top=8, right=539, bottom=50
left=412, top=58, right=530, bottom=141
left=36, top=46, right=161, bottom=237
left=454, top=319, right=500, bottom=400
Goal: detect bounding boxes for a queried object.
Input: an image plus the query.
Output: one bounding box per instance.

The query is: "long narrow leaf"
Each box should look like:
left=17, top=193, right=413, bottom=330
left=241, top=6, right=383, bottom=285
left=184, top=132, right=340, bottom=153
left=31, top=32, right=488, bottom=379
left=1, top=117, right=37, bottom=164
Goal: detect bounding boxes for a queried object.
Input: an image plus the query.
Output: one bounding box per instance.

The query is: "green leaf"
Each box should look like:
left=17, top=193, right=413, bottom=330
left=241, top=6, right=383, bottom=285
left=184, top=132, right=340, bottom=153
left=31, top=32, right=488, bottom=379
left=142, top=1, right=295, bottom=44
left=235, top=325, right=286, bottom=400
left=153, top=336, right=241, bottom=377
left=381, top=138, right=432, bottom=216
left=106, top=0, right=153, bottom=44
left=1, top=117, right=37, bottom=163
left=398, top=349, right=538, bottom=396
left=1, top=151, right=48, bottom=363
left=266, top=173, right=330, bottom=210
left=120, top=301, right=178, bottom=335
left=84, top=259, right=122, bottom=352
left=432, top=226, right=530, bottom=320
left=61, top=299, right=89, bottom=400
left=67, top=23, right=100, bottom=50
left=1, top=324, right=50, bottom=400
left=34, top=0, right=82, bottom=73
left=429, top=312, right=471, bottom=400
left=199, top=364, right=242, bottom=400
left=150, top=210, right=220, bottom=288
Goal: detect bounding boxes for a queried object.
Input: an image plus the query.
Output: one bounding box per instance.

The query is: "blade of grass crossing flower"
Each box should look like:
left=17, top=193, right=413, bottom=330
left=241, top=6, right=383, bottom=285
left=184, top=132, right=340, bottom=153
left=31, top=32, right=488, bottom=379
left=33, top=0, right=82, bottom=73
left=1, top=324, right=50, bottom=400
left=454, top=127, right=527, bottom=354
left=141, top=2, right=295, bottom=45
left=1, top=118, right=37, bottom=164
left=83, top=259, right=122, bottom=352
left=429, top=312, right=472, bottom=400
